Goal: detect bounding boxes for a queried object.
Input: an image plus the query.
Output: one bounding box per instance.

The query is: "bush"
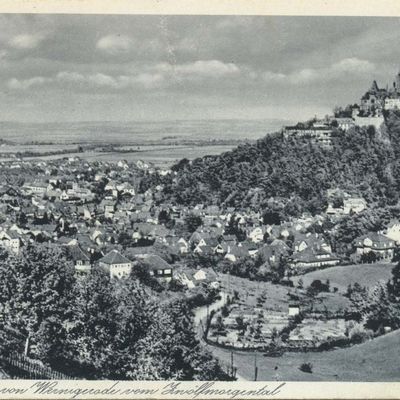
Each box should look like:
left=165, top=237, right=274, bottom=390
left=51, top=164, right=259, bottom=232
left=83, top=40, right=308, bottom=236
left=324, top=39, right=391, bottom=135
left=299, top=362, right=313, bottom=373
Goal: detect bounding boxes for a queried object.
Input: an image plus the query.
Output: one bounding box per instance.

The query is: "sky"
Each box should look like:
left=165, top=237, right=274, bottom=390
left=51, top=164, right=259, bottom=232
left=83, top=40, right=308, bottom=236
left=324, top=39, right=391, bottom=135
left=1, top=14, right=400, bottom=122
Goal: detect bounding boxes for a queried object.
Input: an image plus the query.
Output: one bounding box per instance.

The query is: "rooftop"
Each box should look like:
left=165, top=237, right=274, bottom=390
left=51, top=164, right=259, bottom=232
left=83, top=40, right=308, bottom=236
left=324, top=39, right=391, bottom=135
left=99, top=249, right=131, bottom=265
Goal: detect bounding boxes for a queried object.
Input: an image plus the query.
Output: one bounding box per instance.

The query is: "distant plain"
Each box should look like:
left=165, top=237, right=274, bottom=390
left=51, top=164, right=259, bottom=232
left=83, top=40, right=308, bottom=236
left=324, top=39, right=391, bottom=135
left=0, top=119, right=289, bottom=166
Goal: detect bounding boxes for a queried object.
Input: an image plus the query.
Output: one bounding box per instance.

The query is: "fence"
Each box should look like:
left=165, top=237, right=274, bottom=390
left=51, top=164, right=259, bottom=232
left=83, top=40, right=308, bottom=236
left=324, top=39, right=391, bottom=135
left=2, top=353, right=74, bottom=380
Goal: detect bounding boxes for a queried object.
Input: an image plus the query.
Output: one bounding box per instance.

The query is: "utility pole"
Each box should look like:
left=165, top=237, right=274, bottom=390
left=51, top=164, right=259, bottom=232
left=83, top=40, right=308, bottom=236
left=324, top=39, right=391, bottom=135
left=24, top=334, right=30, bottom=357
left=230, top=351, right=234, bottom=377
left=254, top=352, right=258, bottom=381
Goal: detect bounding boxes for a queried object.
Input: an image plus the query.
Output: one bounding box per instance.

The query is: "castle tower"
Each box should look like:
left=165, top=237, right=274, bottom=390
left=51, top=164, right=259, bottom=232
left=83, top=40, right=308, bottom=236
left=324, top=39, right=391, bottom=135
left=370, top=80, right=379, bottom=92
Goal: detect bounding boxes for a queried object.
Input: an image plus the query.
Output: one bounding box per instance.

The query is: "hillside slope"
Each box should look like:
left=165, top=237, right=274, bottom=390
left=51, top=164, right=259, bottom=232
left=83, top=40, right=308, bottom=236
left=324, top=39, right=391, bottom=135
left=150, top=112, right=400, bottom=217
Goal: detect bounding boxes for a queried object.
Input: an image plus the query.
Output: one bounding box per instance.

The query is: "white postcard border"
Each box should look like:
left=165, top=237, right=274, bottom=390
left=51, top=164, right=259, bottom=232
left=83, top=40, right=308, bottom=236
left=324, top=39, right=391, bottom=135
left=0, top=1, right=399, bottom=399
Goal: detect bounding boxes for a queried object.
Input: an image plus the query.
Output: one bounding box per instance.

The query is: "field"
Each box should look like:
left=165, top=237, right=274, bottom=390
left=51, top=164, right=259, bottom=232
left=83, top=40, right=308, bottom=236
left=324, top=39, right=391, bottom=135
left=0, top=118, right=291, bottom=167
left=291, top=263, right=394, bottom=293
left=209, top=328, right=400, bottom=381
left=0, top=144, right=238, bottom=167
left=77, top=144, right=236, bottom=167
left=0, top=119, right=288, bottom=144
left=218, top=273, right=291, bottom=312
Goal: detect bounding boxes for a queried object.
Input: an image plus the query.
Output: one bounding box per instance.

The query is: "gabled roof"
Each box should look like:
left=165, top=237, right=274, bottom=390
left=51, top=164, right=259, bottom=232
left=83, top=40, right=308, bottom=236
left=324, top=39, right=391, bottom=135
left=99, top=249, right=131, bottom=265
left=226, top=245, right=249, bottom=258
left=69, top=245, right=91, bottom=262
left=355, top=232, right=395, bottom=246
left=136, top=254, right=171, bottom=271
left=292, top=247, right=340, bottom=263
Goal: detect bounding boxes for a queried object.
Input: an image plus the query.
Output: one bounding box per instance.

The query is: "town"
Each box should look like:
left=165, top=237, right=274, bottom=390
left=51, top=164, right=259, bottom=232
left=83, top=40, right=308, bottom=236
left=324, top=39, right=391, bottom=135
left=1, top=73, right=400, bottom=381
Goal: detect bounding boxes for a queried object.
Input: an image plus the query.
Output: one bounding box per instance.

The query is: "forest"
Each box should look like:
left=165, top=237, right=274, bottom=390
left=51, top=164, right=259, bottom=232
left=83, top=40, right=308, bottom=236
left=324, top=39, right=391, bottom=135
left=0, top=245, right=230, bottom=380
left=142, top=110, right=400, bottom=221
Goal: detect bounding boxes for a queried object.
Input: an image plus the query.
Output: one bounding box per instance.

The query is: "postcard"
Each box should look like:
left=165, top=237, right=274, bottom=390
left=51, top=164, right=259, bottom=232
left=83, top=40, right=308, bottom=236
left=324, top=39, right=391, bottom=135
left=0, top=1, right=399, bottom=399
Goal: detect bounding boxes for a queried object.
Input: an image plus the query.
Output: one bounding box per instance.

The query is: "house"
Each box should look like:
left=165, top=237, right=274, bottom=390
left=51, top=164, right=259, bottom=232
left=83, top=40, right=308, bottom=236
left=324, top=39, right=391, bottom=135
left=354, top=233, right=396, bottom=261
left=385, top=220, right=400, bottom=244
left=343, top=197, right=367, bottom=214
left=224, top=245, right=249, bottom=262
left=290, top=247, right=340, bottom=269
left=193, top=268, right=220, bottom=288
left=283, top=124, right=334, bottom=146
left=288, top=304, right=300, bottom=317
left=335, top=117, right=355, bottom=131
left=247, top=226, right=266, bottom=243
left=100, top=200, right=117, bottom=218
left=0, top=230, right=23, bottom=254
left=98, top=249, right=133, bottom=279
left=257, top=242, right=289, bottom=264
left=175, top=272, right=196, bottom=289
left=176, top=237, right=189, bottom=254
left=135, top=254, right=173, bottom=282
left=23, top=181, right=48, bottom=195
left=293, top=233, right=332, bottom=254
left=69, top=245, right=91, bottom=275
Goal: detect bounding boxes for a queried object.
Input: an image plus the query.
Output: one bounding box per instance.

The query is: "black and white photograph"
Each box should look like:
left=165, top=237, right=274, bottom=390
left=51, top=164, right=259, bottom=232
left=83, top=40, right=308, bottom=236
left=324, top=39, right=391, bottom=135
left=1, top=4, right=400, bottom=389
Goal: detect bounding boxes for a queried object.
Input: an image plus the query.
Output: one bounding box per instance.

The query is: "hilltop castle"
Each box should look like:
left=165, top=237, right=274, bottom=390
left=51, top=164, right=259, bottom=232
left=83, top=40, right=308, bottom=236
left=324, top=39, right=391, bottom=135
left=359, top=71, right=400, bottom=115
left=283, top=70, right=400, bottom=145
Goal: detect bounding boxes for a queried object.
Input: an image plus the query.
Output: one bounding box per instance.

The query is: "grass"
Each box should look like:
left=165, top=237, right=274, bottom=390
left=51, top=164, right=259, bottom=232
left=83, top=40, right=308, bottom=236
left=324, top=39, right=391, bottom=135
left=292, top=263, right=394, bottom=293
left=209, top=329, right=400, bottom=381
left=210, top=267, right=400, bottom=381
left=218, top=274, right=290, bottom=312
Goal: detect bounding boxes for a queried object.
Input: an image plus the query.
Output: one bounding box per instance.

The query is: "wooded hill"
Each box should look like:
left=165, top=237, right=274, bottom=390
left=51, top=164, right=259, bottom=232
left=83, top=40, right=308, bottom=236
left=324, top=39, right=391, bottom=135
left=147, top=110, right=400, bottom=219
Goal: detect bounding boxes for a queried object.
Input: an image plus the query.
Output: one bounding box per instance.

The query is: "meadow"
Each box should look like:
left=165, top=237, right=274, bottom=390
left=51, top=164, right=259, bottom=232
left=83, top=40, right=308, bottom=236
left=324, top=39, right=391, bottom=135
left=210, top=328, right=400, bottom=381
left=291, top=263, right=394, bottom=293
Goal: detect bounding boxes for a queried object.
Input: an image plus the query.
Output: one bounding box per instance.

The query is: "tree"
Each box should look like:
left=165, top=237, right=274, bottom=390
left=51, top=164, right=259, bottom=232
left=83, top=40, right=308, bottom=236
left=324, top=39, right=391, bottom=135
left=262, top=210, right=281, bottom=225
left=346, top=283, right=369, bottom=322
left=64, top=268, right=119, bottom=378
left=118, top=231, right=132, bottom=247
left=184, top=214, right=203, bottom=233
left=308, top=279, right=329, bottom=294
left=235, top=315, right=247, bottom=335
left=365, top=281, right=400, bottom=332
left=130, top=300, right=229, bottom=380
left=299, top=362, right=313, bottom=373
left=0, top=245, right=75, bottom=357
left=388, top=262, right=400, bottom=300
left=158, top=209, right=171, bottom=226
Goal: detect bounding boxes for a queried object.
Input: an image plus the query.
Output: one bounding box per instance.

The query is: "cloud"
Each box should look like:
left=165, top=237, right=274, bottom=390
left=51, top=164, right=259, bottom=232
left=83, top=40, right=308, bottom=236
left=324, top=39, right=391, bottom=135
left=261, top=58, right=375, bottom=86
left=288, top=68, right=320, bottom=84
left=56, top=70, right=164, bottom=90
left=331, top=57, right=375, bottom=74
left=155, top=60, right=240, bottom=79
left=6, top=60, right=237, bottom=93
left=96, top=34, right=133, bottom=54
left=8, top=34, right=44, bottom=49
left=261, top=70, right=286, bottom=83
left=7, top=77, right=50, bottom=90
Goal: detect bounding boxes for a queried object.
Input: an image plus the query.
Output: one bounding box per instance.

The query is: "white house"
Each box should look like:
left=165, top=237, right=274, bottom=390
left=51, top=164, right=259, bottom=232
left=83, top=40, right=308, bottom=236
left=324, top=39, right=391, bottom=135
left=343, top=197, right=367, bottom=214
left=385, top=220, right=400, bottom=244
left=0, top=230, right=23, bottom=254
left=248, top=227, right=265, bottom=243
left=99, top=249, right=133, bottom=279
